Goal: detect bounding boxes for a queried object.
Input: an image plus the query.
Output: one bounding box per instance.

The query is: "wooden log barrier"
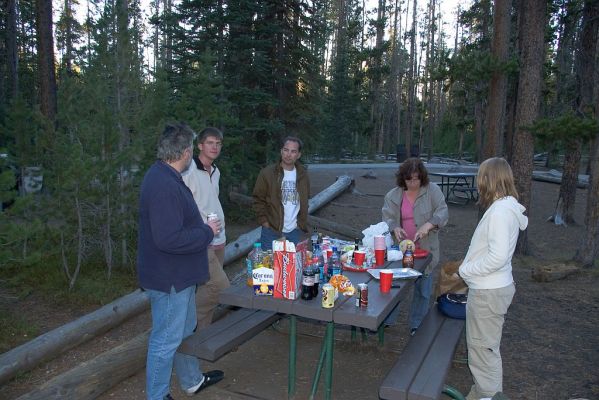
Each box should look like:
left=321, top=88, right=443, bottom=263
left=0, top=290, right=149, bottom=385
left=12, top=175, right=354, bottom=398
left=15, top=331, right=150, bottom=400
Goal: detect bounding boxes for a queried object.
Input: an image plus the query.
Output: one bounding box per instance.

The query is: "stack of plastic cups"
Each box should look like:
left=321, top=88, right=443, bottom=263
left=374, top=235, right=386, bottom=266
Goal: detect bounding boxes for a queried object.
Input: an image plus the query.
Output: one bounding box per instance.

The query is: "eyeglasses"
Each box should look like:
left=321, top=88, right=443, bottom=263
left=406, top=176, right=420, bottom=181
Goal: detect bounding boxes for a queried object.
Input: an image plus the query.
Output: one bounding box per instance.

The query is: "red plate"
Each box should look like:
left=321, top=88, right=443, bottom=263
left=413, top=248, right=429, bottom=258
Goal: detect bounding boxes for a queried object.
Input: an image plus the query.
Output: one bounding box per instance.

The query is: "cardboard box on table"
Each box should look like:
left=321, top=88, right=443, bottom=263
left=272, top=239, right=307, bottom=300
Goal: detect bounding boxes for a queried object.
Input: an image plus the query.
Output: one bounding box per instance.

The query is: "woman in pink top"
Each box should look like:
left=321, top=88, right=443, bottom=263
left=382, top=158, right=449, bottom=333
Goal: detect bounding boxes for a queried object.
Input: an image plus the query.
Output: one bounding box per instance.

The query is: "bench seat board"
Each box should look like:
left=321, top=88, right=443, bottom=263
left=408, top=315, right=465, bottom=400
left=379, top=307, right=465, bottom=400
left=178, top=309, right=280, bottom=361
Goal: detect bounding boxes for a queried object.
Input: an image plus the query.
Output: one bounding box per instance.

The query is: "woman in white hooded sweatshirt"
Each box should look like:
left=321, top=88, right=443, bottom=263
left=459, top=158, right=528, bottom=400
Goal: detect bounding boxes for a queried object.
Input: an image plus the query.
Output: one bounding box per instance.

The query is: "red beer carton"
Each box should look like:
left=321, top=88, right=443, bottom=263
left=273, top=239, right=306, bottom=300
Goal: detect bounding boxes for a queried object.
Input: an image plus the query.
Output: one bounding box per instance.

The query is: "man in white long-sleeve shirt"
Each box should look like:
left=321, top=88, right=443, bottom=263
left=182, top=127, right=230, bottom=328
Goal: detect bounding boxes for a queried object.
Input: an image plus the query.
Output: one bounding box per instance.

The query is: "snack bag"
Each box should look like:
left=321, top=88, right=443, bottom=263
left=273, top=239, right=304, bottom=299
left=329, top=274, right=355, bottom=296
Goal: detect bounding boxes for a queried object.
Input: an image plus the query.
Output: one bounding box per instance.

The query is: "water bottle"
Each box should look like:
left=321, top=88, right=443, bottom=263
left=311, top=257, right=320, bottom=297
left=313, top=244, right=326, bottom=284
left=247, top=242, right=262, bottom=286
left=331, top=247, right=342, bottom=276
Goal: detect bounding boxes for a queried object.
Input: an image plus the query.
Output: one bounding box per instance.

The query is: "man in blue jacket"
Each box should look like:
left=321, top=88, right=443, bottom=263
left=137, top=123, right=224, bottom=400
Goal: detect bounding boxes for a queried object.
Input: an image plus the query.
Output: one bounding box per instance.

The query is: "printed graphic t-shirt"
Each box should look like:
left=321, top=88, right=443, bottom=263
left=282, top=168, right=300, bottom=233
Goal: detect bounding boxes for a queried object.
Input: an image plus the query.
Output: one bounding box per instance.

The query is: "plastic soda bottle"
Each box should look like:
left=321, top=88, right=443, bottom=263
left=247, top=242, right=262, bottom=286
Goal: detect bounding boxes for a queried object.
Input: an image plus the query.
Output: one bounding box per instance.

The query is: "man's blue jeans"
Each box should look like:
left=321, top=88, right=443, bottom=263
left=260, top=226, right=302, bottom=250
left=383, top=273, right=433, bottom=330
left=146, top=285, right=203, bottom=400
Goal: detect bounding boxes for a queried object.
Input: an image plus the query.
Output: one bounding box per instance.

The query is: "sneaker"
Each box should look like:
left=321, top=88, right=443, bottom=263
left=164, top=394, right=175, bottom=400
left=410, top=328, right=417, bottom=336
left=186, top=370, right=224, bottom=396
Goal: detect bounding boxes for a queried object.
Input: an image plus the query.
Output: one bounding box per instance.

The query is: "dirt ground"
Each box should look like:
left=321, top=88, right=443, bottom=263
left=2, top=164, right=599, bottom=400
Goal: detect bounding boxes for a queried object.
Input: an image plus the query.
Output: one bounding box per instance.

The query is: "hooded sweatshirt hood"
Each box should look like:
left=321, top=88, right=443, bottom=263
left=458, top=196, right=528, bottom=290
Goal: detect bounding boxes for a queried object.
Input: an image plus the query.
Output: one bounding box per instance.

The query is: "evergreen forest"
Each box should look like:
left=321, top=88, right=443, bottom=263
left=0, top=0, right=598, bottom=291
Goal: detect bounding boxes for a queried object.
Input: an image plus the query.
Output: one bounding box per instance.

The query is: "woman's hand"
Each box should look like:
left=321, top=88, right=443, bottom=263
left=414, top=222, right=435, bottom=242
left=394, top=227, right=407, bottom=241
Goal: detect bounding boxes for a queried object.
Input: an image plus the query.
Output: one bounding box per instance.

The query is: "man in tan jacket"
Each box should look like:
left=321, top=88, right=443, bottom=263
left=182, top=127, right=230, bottom=329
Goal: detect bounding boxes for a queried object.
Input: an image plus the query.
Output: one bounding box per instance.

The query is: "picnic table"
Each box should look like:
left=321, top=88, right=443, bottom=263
left=219, top=255, right=432, bottom=400
left=429, top=171, right=478, bottom=204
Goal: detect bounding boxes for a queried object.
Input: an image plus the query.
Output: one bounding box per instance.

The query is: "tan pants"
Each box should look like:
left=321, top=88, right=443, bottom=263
left=465, top=283, right=515, bottom=400
left=196, top=247, right=230, bottom=329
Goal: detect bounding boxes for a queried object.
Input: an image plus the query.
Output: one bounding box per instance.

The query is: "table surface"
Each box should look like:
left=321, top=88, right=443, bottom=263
left=429, top=171, right=477, bottom=178
left=219, top=255, right=432, bottom=331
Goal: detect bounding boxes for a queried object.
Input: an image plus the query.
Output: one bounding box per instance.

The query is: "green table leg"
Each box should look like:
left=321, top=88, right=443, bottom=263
left=288, top=315, right=297, bottom=398
left=442, top=385, right=466, bottom=400
left=378, top=325, right=384, bottom=345
left=309, top=332, right=328, bottom=399
left=351, top=325, right=356, bottom=341
left=324, top=322, right=334, bottom=400
left=361, top=327, right=367, bottom=342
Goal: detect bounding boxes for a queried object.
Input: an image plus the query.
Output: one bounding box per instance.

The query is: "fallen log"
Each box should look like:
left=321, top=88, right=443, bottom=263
left=308, top=215, right=362, bottom=239
left=13, top=176, right=353, bottom=398
left=531, top=263, right=579, bottom=282
left=0, top=289, right=149, bottom=386
left=16, top=331, right=150, bottom=400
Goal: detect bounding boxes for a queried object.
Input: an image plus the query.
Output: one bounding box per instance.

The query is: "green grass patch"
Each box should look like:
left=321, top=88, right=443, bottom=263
left=0, top=309, right=40, bottom=353
left=1, top=256, right=138, bottom=308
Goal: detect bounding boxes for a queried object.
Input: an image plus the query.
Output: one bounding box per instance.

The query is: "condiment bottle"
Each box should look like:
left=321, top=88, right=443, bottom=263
left=402, top=244, right=414, bottom=269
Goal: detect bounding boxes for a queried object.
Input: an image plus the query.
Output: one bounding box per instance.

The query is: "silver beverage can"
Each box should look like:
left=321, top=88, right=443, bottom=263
left=207, top=212, right=218, bottom=222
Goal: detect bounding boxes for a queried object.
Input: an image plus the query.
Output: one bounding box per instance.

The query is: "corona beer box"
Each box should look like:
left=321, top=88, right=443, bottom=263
left=273, top=239, right=304, bottom=300
left=253, top=264, right=274, bottom=296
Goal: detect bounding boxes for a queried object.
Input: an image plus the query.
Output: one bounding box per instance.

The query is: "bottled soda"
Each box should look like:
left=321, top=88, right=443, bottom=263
left=301, top=265, right=315, bottom=300
left=247, top=242, right=263, bottom=286
left=402, top=244, right=414, bottom=269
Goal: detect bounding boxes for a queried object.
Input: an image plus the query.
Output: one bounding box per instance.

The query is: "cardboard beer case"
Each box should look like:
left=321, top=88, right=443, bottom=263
left=273, top=239, right=306, bottom=300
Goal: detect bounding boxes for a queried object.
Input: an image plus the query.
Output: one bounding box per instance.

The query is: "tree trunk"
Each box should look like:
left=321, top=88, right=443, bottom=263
left=574, top=0, right=599, bottom=267
left=550, top=140, right=582, bottom=225
left=405, top=0, right=417, bottom=154
left=372, top=0, right=386, bottom=154
left=426, top=0, right=436, bottom=159
left=512, top=0, right=547, bottom=254
left=6, top=0, right=19, bottom=99
left=483, top=0, right=511, bottom=160
left=36, top=0, right=57, bottom=123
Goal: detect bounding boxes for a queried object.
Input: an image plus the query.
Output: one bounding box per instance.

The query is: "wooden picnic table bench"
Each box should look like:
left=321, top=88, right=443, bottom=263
left=379, top=306, right=466, bottom=400
left=450, top=186, right=479, bottom=205
left=178, top=308, right=281, bottom=361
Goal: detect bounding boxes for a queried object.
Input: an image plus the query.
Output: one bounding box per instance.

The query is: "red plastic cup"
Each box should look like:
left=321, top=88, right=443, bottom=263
left=375, top=249, right=386, bottom=266
left=353, top=250, right=366, bottom=266
left=379, top=269, right=393, bottom=293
